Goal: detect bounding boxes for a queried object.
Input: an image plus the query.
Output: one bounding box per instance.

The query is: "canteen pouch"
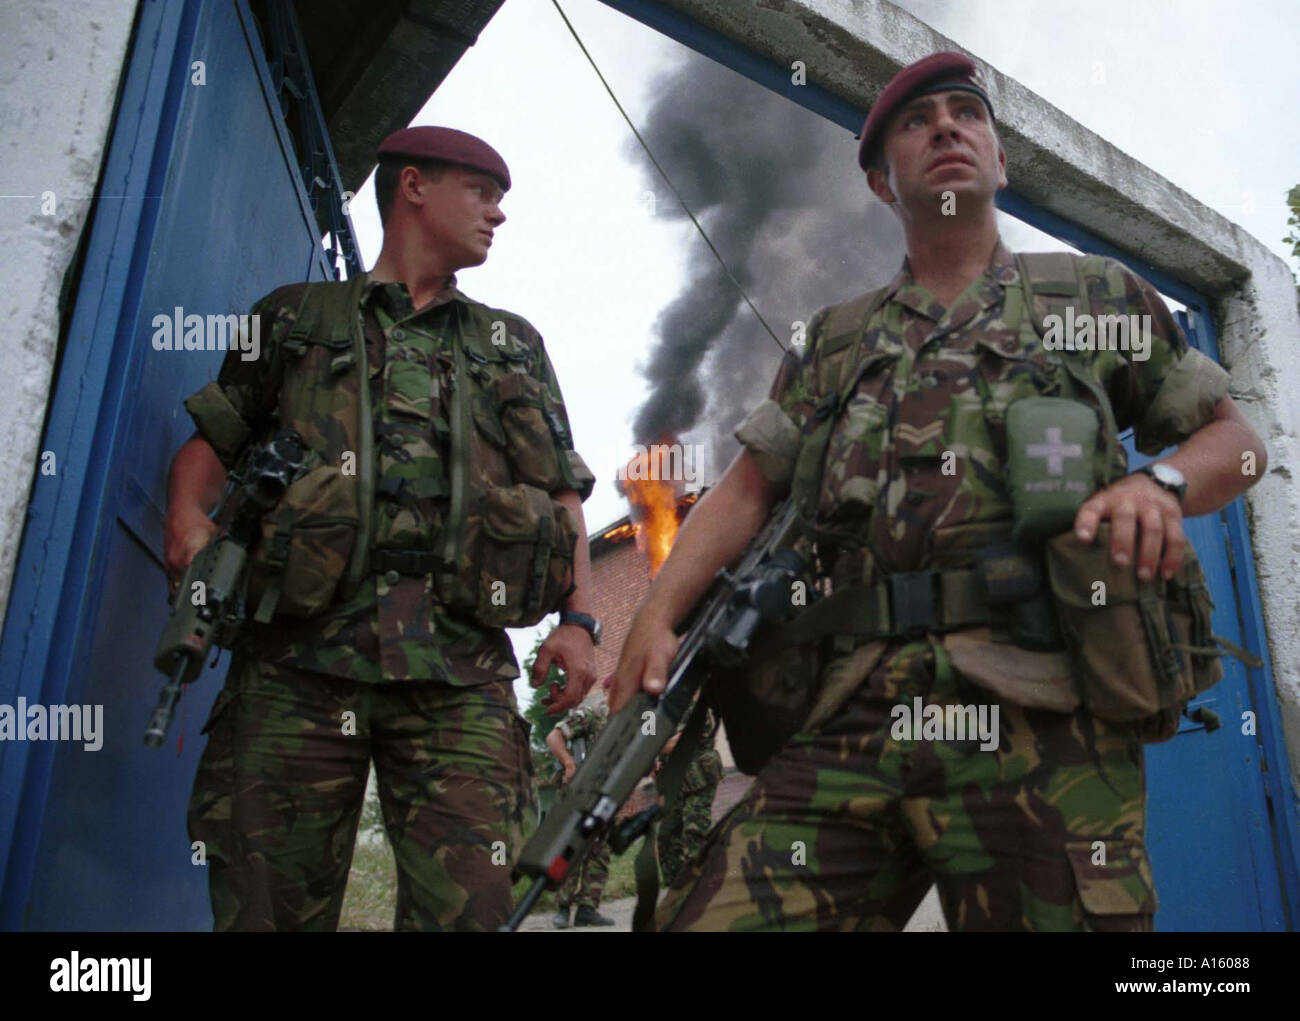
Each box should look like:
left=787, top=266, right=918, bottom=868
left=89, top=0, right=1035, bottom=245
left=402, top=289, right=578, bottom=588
left=1006, top=397, right=1100, bottom=543
left=246, top=463, right=360, bottom=620
left=1043, top=523, right=1224, bottom=742
left=451, top=482, right=578, bottom=629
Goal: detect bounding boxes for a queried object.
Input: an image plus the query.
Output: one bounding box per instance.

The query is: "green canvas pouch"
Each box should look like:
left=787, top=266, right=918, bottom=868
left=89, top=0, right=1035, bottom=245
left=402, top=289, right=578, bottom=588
left=246, top=462, right=359, bottom=620
left=455, top=482, right=578, bottom=629
left=1043, top=523, right=1229, bottom=742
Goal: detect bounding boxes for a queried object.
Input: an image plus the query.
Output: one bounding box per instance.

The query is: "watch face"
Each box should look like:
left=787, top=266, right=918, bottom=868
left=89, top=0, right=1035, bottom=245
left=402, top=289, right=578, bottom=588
left=1152, top=463, right=1186, bottom=488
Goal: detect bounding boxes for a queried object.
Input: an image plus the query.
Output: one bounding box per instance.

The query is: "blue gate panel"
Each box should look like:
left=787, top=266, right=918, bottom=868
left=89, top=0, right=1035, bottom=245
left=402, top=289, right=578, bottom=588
left=3, top=0, right=333, bottom=929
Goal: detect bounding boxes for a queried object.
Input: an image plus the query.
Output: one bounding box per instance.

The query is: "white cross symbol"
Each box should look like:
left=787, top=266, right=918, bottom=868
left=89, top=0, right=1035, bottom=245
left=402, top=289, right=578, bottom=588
left=1026, top=427, right=1083, bottom=476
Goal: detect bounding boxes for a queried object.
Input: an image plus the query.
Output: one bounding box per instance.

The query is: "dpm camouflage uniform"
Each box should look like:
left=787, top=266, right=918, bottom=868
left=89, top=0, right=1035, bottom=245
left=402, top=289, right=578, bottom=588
left=656, top=241, right=1231, bottom=931
left=184, top=273, right=594, bottom=931
left=555, top=692, right=611, bottom=910
left=657, top=739, right=724, bottom=886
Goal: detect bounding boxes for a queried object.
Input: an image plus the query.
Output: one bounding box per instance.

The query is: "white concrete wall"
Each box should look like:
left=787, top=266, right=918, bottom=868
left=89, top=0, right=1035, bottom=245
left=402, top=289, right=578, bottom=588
left=0, top=2, right=138, bottom=627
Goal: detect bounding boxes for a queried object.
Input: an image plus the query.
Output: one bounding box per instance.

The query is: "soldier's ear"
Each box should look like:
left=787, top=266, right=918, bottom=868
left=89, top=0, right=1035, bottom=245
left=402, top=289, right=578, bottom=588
left=866, top=167, right=895, bottom=205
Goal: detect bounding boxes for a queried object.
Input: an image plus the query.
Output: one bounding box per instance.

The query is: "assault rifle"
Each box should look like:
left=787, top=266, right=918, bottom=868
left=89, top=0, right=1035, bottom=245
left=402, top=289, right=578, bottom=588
left=145, top=430, right=309, bottom=747
left=501, top=497, right=803, bottom=930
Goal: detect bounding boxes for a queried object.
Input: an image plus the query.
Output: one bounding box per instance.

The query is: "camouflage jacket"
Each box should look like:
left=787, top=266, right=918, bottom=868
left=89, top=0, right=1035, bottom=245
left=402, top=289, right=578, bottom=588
left=734, top=240, right=1230, bottom=708
left=184, top=273, right=595, bottom=685
left=739, top=240, right=1229, bottom=575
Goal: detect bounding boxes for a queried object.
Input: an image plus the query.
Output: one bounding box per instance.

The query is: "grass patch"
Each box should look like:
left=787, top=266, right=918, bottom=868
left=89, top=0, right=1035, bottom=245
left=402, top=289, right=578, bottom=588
left=339, top=837, right=397, bottom=931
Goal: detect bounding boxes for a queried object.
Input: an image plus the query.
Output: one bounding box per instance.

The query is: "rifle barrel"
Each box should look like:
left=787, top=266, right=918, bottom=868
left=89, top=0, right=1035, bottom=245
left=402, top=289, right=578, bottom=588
left=500, top=876, right=548, bottom=932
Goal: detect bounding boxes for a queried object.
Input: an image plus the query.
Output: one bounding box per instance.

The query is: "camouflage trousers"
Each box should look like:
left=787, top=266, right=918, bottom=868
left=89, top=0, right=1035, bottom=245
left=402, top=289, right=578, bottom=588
left=657, top=639, right=1156, bottom=931
left=657, top=750, right=723, bottom=886
left=558, top=834, right=610, bottom=910
left=187, top=653, right=533, bottom=931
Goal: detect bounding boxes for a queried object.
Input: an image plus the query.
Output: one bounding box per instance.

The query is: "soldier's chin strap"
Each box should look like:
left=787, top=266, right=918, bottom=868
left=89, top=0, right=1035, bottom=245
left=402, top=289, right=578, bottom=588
left=631, top=700, right=713, bottom=932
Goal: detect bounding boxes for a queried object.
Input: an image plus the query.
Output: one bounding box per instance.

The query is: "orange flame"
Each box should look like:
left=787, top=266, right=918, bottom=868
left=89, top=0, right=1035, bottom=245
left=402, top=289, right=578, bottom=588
left=620, top=444, right=684, bottom=577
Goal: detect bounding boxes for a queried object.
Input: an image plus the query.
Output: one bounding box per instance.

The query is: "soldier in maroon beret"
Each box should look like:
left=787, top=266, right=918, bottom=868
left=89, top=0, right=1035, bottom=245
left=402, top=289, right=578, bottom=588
left=169, top=121, right=600, bottom=931
left=369, top=126, right=513, bottom=294
left=612, top=49, right=1265, bottom=933
left=856, top=51, right=995, bottom=175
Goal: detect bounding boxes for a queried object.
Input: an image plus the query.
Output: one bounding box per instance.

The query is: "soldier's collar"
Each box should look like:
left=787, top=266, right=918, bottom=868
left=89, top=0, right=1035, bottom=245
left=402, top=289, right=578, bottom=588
left=987, top=240, right=1020, bottom=288
left=885, top=236, right=1020, bottom=316
left=359, top=271, right=467, bottom=316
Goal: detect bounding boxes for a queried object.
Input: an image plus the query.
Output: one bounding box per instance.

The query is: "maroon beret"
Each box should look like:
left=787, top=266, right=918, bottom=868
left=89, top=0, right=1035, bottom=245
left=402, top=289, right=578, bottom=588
left=377, top=126, right=511, bottom=192
left=857, top=51, right=994, bottom=172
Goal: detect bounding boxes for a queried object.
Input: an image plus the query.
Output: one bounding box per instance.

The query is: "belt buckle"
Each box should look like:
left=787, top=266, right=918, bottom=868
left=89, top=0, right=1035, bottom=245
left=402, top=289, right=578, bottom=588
left=373, top=549, right=434, bottom=576
left=889, top=571, right=936, bottom=638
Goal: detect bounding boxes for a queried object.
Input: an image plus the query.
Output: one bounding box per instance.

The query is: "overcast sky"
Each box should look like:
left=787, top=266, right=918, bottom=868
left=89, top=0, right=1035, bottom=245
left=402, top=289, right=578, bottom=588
left=343, top=0, right=1300, bottom=703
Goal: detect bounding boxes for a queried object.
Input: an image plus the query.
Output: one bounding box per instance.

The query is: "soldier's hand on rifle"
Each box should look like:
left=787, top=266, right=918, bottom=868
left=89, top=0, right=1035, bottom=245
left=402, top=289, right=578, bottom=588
left=533, top=624, right=596, bottom=714
left=163, top=508, right=220, bottom=596
left=610, top=609, right=680, bottom=713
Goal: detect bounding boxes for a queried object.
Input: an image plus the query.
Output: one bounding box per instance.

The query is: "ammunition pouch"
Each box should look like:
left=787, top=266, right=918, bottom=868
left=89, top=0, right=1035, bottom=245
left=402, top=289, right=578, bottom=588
left=246, top=461, right=360, bottom=621
left=1043, top=522, right=1258, bottom=742
left=436, top=482, right=578, bottom=629
left=973, top=541, right=1063, bottom=651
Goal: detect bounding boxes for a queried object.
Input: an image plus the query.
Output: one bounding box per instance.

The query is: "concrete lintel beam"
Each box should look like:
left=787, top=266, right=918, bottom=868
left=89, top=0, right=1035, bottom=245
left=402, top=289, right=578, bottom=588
left=657, top=0, right=1273, bottom=296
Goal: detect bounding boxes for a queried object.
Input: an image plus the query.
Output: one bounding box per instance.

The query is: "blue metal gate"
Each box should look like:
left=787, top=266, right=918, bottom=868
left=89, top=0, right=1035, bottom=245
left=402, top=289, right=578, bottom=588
left=1140, top=309, right=1296, bottom=931
left=0, top=0, right=342, bottom=929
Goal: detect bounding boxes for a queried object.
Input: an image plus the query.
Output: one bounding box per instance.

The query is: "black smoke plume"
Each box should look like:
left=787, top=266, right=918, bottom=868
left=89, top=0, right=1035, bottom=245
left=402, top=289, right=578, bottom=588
left=627, top=48, right=905, bottom=468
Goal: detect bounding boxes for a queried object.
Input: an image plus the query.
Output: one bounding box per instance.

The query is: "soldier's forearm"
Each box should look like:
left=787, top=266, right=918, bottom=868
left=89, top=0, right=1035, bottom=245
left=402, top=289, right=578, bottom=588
left=545, top=729, right=571, bottom=762
left=555, top=490, right=594, bottom=616
left=1159, top=398, right=1266, bottom=517
left=167, top=434, right=227, bottom=520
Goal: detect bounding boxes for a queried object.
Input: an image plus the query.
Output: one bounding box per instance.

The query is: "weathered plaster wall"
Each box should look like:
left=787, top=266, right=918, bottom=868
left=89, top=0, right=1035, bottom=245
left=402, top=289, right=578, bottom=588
left=0, top=2, right=138, bottom=626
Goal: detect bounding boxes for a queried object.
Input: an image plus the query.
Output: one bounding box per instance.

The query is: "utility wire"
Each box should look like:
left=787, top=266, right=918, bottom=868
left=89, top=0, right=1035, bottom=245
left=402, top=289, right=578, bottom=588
left=550, top=0, right=789, bottom=355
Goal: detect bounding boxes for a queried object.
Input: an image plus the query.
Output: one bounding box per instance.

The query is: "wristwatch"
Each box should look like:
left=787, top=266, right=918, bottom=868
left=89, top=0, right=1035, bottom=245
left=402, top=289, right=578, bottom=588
left=559, top=611, right=602, bottom=646
left=1135, top=462, right=1188, bottom=504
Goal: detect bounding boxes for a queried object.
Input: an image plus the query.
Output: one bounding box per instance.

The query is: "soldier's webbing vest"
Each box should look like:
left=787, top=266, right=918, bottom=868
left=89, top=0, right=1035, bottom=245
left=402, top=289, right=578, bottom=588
left=742, top=253, right=1257, bottom=753
left=243, top=275, right=580, bottom=629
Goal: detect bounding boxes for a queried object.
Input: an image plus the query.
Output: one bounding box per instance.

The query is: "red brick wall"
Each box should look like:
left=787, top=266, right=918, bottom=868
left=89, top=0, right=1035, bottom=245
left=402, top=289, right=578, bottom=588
left=590, top=539, right=651, bottom=680
left=590, top=532, right=735, bottom=770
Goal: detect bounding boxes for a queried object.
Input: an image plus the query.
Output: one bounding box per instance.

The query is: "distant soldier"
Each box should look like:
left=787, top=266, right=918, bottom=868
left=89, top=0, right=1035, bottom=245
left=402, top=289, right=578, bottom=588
left=655, top=710, right=724, bottom=885
left=546, top=682, right=616, bottom=927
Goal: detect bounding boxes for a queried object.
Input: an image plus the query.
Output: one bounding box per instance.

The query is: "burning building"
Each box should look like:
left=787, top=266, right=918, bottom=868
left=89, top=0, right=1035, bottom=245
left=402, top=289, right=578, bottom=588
left=589, top=447, right=744, bottom=803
